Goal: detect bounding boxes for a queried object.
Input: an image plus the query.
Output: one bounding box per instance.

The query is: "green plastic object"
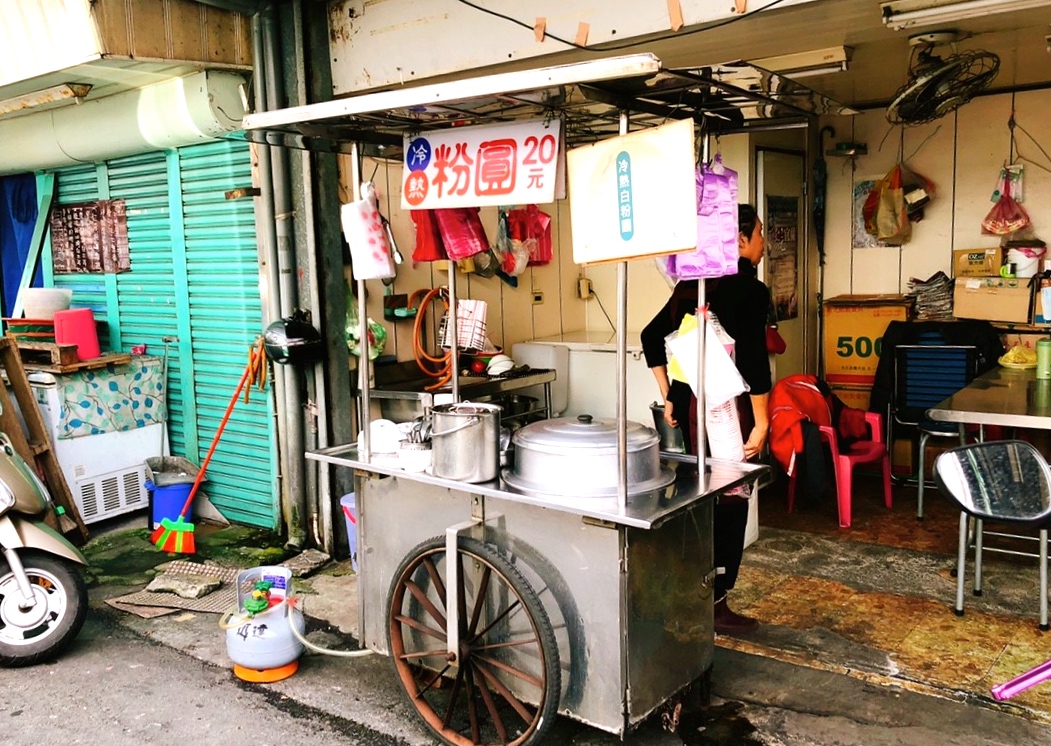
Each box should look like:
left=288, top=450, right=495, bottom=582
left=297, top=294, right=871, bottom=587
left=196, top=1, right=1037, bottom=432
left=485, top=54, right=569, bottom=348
left=243, top=580, right=275, bottom=614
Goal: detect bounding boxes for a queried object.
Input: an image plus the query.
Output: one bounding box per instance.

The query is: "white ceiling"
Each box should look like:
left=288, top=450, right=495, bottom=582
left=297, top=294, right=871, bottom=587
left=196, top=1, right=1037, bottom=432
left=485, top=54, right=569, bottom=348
left=642, top=0, right=1051, bottom=110
left=3, top=1, right=1049, bottom=125
left=375, top=1, right=1051, bottom=114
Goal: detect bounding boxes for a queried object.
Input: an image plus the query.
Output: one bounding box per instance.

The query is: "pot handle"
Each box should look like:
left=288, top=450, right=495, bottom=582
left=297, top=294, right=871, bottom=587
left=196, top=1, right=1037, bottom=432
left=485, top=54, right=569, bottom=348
left=430, top=416, right=479, bottom=438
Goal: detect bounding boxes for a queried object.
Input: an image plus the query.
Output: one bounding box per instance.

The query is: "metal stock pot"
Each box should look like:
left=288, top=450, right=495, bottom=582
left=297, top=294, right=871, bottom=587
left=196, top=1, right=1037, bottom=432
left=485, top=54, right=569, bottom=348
left=430, top=402, right=501, bottom=483
left=502, top=414, right=675, bottom=497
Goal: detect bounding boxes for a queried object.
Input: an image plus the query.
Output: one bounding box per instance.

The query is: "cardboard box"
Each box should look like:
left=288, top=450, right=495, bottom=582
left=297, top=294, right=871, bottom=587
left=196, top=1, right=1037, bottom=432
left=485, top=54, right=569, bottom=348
left=823, top=295, right=913, bottom=386
left=953, top=247, right=1004, bottom=277
left=952, top=277, right=1032, bottom=324
left=829, top=384, right=871, bottom=413
left=1001, top=332, right=1047, bottom=350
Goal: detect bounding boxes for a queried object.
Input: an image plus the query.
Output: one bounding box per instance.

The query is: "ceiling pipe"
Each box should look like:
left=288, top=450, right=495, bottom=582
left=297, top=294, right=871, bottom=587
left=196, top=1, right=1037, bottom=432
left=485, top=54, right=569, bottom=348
left=0, top=71, right=246, bottom=176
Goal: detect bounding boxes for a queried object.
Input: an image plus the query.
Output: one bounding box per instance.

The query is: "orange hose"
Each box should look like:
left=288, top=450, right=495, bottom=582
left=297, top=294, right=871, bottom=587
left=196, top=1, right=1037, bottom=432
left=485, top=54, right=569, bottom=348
left=409, top=288, right=452, bottom=391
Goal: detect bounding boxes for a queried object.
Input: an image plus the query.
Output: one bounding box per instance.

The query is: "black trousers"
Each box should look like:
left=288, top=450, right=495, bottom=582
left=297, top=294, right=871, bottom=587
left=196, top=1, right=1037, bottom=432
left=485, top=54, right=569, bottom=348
left=672, top=385, right=751, bottom=599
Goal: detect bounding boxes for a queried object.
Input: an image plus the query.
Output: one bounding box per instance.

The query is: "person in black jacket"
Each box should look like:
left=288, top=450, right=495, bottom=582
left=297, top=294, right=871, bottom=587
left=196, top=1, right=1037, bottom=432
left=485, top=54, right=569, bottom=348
left=641, top=203, right=771, bottom=635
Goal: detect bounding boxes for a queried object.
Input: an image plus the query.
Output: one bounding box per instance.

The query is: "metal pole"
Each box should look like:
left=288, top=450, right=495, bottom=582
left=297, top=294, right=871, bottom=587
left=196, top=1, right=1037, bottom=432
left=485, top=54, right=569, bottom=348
left=448, top=261, right=460, bottom=403
left=696, top=134, right=709, bottom=489
left=617, top=111, right=629, bottom=509
left=350, top=145, right=371, bottom=460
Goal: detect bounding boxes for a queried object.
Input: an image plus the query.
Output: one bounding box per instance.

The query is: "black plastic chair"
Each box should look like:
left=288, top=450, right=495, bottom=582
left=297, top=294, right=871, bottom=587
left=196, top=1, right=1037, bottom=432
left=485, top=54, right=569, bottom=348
left=934, top=440, right=1051, bottom=631
left=890, top=344, right=979, bottom=518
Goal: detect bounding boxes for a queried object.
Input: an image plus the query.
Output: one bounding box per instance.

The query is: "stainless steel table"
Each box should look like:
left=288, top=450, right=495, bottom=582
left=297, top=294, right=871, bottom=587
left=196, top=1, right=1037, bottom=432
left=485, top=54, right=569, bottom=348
left=927, top=364, right=1050, bottom=630
left=926, top=365, right=1051, bottom=430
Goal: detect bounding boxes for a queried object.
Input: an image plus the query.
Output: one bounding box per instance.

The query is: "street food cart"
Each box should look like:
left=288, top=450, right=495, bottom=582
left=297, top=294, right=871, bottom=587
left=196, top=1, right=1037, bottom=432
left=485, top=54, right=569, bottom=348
left=244, top=53, right=849, bottom=746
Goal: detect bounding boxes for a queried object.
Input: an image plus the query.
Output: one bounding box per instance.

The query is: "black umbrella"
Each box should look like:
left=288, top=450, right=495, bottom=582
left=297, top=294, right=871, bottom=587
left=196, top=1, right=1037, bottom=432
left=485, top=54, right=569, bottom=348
left=813, top=125, right=835, bottom=264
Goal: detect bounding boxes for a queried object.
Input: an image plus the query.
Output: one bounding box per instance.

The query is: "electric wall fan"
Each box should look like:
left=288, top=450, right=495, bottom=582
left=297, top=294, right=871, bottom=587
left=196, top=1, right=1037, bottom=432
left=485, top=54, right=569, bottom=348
left=886, top=34, right=1000, bottom=126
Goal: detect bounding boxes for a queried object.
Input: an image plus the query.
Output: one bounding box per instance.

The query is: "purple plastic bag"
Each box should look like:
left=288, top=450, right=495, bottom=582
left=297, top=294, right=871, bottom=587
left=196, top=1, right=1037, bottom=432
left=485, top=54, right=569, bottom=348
left=668, top=156, right=739, bottom=280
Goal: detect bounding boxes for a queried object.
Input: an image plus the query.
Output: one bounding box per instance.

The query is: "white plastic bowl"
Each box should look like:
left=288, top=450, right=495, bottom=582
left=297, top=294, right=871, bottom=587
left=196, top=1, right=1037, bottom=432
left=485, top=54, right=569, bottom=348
left=487, top=354, right=515, bottom=376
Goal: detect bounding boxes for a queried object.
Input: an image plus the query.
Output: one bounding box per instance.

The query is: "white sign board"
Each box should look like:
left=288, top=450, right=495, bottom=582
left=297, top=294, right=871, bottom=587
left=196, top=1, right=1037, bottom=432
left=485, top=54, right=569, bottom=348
left=401, top=119, right=563, bottom=210
left=567, top=118, right=696, bottom=264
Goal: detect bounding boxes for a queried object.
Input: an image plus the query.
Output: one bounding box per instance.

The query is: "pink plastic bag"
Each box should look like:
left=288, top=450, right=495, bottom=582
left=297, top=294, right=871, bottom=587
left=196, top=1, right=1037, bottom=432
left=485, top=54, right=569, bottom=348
left=667, top=156, right=739, bottom=280
left=433, top=208, right=489, bottom=261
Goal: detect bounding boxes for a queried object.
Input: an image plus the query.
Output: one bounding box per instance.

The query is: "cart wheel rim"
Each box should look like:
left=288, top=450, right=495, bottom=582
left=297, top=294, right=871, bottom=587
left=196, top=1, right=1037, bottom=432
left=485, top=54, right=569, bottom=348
left=387, top=536, right=561, bottom=746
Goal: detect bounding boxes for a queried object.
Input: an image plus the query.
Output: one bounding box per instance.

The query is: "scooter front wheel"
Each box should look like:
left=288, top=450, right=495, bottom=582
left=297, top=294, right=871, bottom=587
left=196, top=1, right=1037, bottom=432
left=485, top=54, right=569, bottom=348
left=0, top=551, right=88, bottom=667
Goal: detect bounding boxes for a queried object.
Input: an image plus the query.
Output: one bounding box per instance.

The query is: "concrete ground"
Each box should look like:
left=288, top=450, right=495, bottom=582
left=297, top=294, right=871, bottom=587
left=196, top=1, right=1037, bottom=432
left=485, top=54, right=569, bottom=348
left=81, top=510, right=1051, bottom=746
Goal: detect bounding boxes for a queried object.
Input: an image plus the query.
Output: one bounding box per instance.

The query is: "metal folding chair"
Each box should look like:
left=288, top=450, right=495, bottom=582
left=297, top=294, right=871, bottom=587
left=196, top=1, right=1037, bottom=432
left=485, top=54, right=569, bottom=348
left=934, top=440, right=1051, bottom=631
left=889, top=344, right=979, bottom=518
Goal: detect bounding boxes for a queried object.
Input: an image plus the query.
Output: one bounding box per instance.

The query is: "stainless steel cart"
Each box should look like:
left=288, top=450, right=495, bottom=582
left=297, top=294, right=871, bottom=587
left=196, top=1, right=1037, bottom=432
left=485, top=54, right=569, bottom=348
left=308, top=445, right=764, bottom=743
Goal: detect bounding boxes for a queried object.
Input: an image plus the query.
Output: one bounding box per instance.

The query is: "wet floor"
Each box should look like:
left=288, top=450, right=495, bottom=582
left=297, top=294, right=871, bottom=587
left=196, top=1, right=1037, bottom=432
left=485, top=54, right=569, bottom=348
left=725, top=471, right=1051, bottom=724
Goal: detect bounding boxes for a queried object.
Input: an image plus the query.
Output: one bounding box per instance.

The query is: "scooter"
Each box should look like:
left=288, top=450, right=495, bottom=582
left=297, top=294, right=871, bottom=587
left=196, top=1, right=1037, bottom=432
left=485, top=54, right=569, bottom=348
left=0, top=429, right=88, bottom=667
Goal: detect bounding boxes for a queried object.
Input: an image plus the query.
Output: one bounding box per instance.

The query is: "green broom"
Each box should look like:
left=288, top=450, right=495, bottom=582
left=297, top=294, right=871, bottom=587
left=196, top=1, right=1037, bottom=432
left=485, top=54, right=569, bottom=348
left=152, top=345, right=264, bottom=553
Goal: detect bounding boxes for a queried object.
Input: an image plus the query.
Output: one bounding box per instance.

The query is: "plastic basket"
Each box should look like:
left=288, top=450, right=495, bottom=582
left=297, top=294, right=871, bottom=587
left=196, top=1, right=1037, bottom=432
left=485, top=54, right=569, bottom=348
left=145, top=456, right=203, bottom=487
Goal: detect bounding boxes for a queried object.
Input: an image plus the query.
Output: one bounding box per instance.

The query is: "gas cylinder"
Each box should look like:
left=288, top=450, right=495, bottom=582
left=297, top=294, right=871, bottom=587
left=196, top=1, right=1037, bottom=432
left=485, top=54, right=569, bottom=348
left=224, top=566, right=305, bottom=682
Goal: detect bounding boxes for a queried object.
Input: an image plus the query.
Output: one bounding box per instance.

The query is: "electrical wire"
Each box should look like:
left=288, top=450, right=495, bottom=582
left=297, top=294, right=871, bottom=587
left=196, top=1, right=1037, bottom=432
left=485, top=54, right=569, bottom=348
left=452, top=0, right=792, bottom=53
left=904, top=125, right=941, bottom=163
left=590, top=288, right=615, bottom=331
left=1013, top=120, right=1051, bottom=175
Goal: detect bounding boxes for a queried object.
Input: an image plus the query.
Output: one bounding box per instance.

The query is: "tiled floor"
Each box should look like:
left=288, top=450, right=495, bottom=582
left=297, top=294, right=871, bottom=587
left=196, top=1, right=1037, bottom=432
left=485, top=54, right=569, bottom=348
left=729, top=471, right=1051, bottom=722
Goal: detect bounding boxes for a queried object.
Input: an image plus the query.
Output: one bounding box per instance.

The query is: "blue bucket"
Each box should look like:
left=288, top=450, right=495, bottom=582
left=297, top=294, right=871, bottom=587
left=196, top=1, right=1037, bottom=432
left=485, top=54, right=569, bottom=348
left=148, top=481, right=194, bottom=529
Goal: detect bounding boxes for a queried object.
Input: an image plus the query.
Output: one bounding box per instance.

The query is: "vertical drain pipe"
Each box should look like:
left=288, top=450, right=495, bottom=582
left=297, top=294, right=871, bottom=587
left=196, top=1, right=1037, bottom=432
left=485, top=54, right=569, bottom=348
left=251, top=13, right=291, bottom=534
left=263, top=6, right=307, bottom=548
left=291, top=0, right=326, bottom=549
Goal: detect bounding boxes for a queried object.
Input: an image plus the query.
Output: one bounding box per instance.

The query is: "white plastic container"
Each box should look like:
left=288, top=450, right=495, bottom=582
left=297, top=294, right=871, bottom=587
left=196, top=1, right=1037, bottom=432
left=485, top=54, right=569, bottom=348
left=21, top=288, right=72, bottom=319
left=1007, top=247, right=1046, bottom=278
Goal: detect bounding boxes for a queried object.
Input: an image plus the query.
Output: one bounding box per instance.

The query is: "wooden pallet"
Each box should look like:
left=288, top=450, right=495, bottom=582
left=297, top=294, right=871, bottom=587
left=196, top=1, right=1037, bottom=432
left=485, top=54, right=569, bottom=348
left=13, top=339, right=132, bottom=373
left=14, top=340, right=79, bottom=368
left=0, top=337, right=88, bottom=543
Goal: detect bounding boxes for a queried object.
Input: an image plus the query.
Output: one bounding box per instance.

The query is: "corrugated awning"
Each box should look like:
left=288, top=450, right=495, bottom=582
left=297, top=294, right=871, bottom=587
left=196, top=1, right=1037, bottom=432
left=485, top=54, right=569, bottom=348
left=241, top=53, right=857, bottom=156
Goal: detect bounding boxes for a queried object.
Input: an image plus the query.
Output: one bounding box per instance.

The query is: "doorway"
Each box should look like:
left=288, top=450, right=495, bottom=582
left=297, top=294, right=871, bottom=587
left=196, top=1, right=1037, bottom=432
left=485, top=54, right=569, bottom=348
left=755, top=147, right=806, bottom=379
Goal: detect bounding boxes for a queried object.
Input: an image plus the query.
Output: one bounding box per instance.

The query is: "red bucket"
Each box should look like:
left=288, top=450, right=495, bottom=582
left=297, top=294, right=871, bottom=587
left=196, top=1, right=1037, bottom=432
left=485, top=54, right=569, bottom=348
left=53, top=308, right=100, bottom=361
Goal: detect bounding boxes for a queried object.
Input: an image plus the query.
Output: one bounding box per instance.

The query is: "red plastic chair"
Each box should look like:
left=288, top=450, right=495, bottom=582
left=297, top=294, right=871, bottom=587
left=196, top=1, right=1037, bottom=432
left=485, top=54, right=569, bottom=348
left=787, top=411, right=893, bottom=529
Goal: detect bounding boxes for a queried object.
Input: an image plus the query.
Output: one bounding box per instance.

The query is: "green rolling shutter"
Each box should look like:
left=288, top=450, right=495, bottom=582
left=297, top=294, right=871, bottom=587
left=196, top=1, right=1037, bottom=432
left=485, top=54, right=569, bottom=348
left=47, top=140, right=277, bottom=528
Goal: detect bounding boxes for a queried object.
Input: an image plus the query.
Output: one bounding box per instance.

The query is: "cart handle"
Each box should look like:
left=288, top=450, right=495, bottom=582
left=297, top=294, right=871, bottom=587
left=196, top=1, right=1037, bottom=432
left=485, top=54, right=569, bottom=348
left=430, top=417, right=479, bottom=438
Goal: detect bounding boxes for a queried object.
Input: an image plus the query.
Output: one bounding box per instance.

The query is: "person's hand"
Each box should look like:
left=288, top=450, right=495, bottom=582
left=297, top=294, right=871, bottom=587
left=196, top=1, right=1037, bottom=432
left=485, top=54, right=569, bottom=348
left=742, top=426, right=767, bottom=461
left=663, top=401, right=678, bottom=428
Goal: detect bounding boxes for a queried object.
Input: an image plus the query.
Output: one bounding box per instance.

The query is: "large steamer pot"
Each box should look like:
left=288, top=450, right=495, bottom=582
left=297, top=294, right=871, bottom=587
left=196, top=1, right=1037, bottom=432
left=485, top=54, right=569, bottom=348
left=503, top=414, right=675, bottom=497
left=430, top=402, right=501, bottom=483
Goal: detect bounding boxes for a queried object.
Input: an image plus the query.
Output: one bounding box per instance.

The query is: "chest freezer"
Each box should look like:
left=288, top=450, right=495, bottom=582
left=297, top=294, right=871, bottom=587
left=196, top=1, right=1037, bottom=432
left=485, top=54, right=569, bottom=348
left=27, top=356, right=167, bottom=524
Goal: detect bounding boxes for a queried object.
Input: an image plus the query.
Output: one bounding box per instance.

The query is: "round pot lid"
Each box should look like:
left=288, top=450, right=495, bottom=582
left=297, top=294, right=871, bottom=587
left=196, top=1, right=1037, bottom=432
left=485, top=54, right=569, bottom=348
left=432, top=402, right=501, bottom=416
left=512, top=414, right=658, bottom=452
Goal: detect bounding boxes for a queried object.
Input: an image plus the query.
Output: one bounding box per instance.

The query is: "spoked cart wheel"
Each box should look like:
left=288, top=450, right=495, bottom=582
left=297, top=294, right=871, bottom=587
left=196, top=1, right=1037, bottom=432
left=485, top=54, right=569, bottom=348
left=387, top=536, right=561, bottom=746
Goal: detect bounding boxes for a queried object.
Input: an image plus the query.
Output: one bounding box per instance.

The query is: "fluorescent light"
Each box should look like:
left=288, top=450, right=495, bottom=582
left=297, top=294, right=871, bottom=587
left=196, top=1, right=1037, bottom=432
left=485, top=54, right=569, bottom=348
left=750, top=47, right=851, bottom=77
left=882, top=0, right=1051, bottom=31
left=0, top=83, right=91, bottom=116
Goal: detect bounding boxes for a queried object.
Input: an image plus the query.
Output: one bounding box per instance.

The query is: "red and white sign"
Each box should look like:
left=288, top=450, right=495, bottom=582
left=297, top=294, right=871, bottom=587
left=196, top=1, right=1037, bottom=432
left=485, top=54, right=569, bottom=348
left=401, top=119, right=563, bottom=210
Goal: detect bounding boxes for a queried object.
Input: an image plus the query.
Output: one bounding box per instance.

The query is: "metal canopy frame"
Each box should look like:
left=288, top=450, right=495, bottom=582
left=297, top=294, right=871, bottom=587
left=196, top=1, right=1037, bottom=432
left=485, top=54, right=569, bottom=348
left=250, top=52, right=812, bottom=504
left=241, top=53, right=857, bottom=156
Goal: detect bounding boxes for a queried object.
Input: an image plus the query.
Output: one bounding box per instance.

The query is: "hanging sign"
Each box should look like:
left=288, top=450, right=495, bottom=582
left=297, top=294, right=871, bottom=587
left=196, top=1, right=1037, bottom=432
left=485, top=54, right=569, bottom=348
left=567, top=118, right=696, bottom=264
left=401, top=119, right=563, bottom=210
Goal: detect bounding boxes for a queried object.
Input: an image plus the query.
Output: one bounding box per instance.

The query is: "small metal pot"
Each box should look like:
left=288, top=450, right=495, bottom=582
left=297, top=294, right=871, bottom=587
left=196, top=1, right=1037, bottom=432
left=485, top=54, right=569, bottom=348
left=650, top=403, right=685, bottom=453
left=503, top=414, right=674, bottom=497
left=430, top=402, right=501, bottom=483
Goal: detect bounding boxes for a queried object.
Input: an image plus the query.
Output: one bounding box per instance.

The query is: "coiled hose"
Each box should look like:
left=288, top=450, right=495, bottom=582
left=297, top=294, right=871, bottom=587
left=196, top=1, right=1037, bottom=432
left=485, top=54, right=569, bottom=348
left=409, top=287, right=452, bottom=391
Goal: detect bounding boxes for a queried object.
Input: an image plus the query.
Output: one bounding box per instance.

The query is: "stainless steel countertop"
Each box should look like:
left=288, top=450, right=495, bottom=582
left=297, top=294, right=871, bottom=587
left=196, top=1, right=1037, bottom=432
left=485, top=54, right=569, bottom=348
left=362, top=369, right=556, bottom=401
left=927, top=366, right=1051, bottom=430
left=307, top=443, right=766, bottom=530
